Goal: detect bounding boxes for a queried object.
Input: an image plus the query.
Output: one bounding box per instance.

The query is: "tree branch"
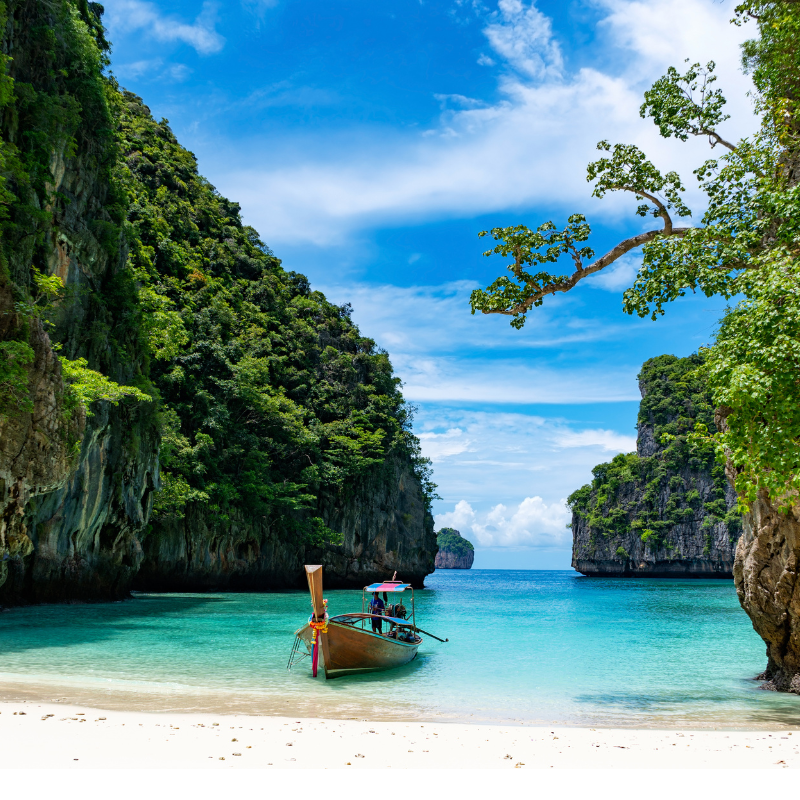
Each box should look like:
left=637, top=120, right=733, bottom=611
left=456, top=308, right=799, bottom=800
left=700, top=128, right=737, bottom=151
left=487, top=227, right=691, bottom=317
left=618, top=184, right=674, bottom=232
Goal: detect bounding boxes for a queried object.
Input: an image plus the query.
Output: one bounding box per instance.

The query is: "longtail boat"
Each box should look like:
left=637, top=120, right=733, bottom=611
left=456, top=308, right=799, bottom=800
left=288, top=564, right=447, bottom=679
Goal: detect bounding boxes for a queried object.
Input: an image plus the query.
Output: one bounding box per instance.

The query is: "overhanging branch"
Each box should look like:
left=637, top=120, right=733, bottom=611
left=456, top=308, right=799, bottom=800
left=487, top=227, right=691, bottom=317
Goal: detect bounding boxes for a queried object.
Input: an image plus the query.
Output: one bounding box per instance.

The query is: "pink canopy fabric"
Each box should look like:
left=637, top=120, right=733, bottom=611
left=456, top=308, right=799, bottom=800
left=364, top=582, right=410, bottom=592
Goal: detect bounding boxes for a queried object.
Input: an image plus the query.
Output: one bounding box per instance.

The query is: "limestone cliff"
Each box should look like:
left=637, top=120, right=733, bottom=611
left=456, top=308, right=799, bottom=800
left=434, top=527, right=474, bottom=570
left=136, top=456, right=435, bottom=590
left=570, top=355, right=741, bottom=577
left=0, top=0, right=159, bottom=604
left=732, top=490, right=800, bottom=691
left=0, top=0, right=435, bottom=602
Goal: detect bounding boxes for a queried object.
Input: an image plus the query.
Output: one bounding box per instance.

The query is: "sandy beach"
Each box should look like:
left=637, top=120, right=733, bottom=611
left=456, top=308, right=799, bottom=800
left=1, top=700, right=797, bottom=769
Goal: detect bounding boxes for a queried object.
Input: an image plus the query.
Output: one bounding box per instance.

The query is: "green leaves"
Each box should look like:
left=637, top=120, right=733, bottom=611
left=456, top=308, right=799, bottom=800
left=640, top=60, right=732, bottom=149
left=588, top=140, right=692, bottom=222
left=59, top=356, right=151, bottom=414
left=469, top=214, right=592, bottom=328
left=0, top=339, right=35, bottom=415
left=471, top=140, right=696, bottom=327
left=699, top=252, right=800, bottom=509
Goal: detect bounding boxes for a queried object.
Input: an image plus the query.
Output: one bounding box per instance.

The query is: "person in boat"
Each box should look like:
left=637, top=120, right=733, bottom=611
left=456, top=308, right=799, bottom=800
left=369, top=592, right=385, bottom=634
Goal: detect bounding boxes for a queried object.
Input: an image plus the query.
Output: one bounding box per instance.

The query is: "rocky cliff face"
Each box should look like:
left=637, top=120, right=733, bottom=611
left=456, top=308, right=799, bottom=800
left=0, top=0, right=159, bottom=604
left=570, top=355, right=741, bottom=577
left=733, top=491, right=800, bottom=691
left=434, top=527, right=474, bottom=569
left=434, top=549, right=474, bottom=569
left=136, top=457, right=435, bottom=590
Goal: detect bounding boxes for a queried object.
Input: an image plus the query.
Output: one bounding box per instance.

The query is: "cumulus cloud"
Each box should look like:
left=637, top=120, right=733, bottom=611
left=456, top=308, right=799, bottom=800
left=436, top=497, right=570, bottom=548
left=105, top=0, right=225, bottom=54
left=214, top=0, right=756, bottom=246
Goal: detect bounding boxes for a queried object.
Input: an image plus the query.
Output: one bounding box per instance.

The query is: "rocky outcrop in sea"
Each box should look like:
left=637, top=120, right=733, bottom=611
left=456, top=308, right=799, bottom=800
left=570, top=355, right=741, bottom=577
left=434, top=528, right=474, bottom=569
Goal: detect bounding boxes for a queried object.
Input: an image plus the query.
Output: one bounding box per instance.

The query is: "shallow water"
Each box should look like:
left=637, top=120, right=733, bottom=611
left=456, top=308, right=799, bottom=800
left=2, top=570, right=800, bottom=728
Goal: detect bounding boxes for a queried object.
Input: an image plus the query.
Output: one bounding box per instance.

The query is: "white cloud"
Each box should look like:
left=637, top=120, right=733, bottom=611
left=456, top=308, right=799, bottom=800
left=417, top=428, right=472, bottom=461
left=315, top=279, right=646, bottom=403
left=401, top=358, right=639, bottom=403
left=585, top=253, right=642, bottom=291
left=554, top=428, right=637, bottom=452
left=242, top=0, right=280, bottom=14
left=115, top=58, right=193, bottom=83
left=105, top=0, right=225, bottom=54
left=319, top=279, right=643, bottom=354
left=215, top=0, right=756, bottom=247
left=436, top=497, right=570, bottom=548
left=483, top=0, right=563, bottom=79
left=417, top=406, right=636, bottom=517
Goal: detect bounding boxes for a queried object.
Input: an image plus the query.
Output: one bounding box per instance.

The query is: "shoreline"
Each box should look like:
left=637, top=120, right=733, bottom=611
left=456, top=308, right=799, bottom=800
left=1, top=699, right=798, bottom=768
left=3, top=678, right=799, bottom=733
left=2, top=677, right=799, bottom=733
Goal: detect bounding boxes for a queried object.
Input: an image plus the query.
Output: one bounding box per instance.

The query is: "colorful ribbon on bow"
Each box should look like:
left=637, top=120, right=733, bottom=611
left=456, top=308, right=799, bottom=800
left=309, top=603, right=329, bottom=677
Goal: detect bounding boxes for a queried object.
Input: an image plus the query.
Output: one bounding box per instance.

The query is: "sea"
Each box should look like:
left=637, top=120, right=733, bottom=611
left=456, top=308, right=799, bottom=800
left=2, top=569, right=800, bottom=729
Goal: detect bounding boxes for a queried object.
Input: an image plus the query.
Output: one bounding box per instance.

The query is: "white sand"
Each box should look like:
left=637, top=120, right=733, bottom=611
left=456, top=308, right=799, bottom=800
left=0, top=700, right=798, bottom=769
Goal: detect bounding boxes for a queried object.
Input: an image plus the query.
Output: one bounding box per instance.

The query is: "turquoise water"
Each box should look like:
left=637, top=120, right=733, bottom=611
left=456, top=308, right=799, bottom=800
left=2, top=570, right=800, bottom=728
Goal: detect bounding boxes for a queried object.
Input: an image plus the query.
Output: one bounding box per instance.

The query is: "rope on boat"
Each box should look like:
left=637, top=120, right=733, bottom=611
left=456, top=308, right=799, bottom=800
left=286, top=634, right=307, bottom=671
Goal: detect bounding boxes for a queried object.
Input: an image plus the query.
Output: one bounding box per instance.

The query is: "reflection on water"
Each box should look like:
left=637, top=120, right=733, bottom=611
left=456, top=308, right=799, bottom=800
left=2, top=570, right=800, bottom=728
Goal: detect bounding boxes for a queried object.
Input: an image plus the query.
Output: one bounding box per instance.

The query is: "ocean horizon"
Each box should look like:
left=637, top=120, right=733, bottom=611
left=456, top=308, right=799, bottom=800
left=2, top=569, right=799, bottom=730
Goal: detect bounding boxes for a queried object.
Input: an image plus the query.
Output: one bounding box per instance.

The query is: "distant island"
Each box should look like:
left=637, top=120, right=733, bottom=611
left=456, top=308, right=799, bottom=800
left=435, top=528, right=475, bottom=569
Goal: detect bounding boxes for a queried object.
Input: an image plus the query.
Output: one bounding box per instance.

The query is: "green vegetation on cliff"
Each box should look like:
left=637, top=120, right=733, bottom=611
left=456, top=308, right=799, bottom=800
left=436, top=527, right=474, bottom=559
left=113, top=90, right=434, bottom=539
left=0, top=0, right=150, bottom=418
left=568, top=355, right=740, bottom=554
left=0, top=0, right=434, bottom=553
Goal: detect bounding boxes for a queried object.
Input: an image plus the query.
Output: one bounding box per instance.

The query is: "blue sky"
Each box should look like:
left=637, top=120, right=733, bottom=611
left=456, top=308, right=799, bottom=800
left=103, top=0, right=758, bottom=568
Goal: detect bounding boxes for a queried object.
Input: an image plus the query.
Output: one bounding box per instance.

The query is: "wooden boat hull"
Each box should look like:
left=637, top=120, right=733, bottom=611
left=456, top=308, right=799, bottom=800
left=297, top=621, right=420, bottom=679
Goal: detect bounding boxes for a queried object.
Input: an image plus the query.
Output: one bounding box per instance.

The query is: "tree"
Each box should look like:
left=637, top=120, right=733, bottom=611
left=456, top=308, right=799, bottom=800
left=470, top=1, right=800, bottom=507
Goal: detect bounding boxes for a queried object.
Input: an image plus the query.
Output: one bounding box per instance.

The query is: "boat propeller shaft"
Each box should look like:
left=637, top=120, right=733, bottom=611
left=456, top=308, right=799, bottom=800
left=413, top=626, right=448, bottom=643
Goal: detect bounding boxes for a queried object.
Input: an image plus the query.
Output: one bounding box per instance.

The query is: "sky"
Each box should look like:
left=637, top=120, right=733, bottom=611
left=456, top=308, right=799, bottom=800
left=102, top=0, right=760, bottom=569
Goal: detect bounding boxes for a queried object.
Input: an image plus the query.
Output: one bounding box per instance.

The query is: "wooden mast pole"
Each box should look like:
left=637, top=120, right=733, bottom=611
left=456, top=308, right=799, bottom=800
left=305, top=565, right=331, bottom=678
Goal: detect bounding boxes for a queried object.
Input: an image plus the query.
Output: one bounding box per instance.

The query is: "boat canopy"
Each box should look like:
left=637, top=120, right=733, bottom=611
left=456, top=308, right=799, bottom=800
left=364, top=582, right=411, bottom=593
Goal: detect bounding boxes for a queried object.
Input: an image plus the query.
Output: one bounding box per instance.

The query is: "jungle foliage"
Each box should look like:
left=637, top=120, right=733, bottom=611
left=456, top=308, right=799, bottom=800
left=473, top=2, right=800, bottom=509
left=112, top=91, right=434, bottom=533
left=568, top=355, right=740, bottom=554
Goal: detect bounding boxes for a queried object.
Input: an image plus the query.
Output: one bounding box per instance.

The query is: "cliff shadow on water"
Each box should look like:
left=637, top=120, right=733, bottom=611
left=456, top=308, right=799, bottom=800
left=569, top=355, right=741, bottom=578
left=0, top=0, right=437, bottom=604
